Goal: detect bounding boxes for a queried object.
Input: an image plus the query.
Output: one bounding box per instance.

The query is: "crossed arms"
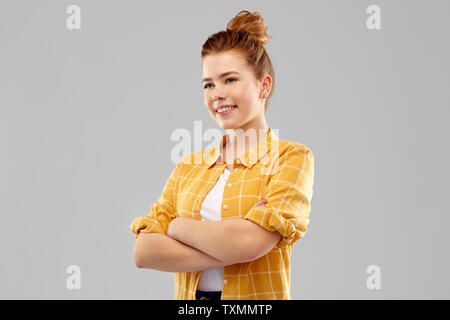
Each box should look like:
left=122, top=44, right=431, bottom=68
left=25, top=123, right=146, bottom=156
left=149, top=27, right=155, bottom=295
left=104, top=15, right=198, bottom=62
left=133, top=201, right=281, bottom=273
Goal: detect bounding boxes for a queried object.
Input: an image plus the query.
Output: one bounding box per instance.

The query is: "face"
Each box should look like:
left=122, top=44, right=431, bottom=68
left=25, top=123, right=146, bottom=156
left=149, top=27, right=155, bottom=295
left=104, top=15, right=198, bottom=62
left=202, top=50, right=271, bottom=131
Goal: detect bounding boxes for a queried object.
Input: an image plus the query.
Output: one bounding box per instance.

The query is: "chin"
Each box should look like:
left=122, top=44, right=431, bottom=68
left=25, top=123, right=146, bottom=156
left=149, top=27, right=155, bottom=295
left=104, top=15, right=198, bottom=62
left=219, top=123, right=240, bottom=130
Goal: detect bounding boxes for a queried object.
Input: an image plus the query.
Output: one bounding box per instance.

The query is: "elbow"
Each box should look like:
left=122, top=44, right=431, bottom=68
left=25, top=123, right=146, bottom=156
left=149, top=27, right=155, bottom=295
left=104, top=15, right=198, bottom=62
left=134, top=247, right=157, bottom=269
left=134, top=246, right=145, bottom=268
left=246, top=243, right=259, bottom=262
left=241, top=235, right=258, bottom=263
left=243, top=244, right=265, bottom=263
left=227, top=248, right=255, bottom=264
left=229, top=220, right=261, bottom=263
left=133, top=232, right=159, bottom=269
left=242, top=252, right=256, bottom=263
left=243, top=230, right=283, bottom=262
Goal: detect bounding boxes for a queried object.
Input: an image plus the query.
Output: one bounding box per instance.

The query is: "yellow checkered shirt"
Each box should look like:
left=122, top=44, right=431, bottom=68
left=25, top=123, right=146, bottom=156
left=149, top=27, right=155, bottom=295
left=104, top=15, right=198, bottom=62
left=130, top=128, right=315, bottom=299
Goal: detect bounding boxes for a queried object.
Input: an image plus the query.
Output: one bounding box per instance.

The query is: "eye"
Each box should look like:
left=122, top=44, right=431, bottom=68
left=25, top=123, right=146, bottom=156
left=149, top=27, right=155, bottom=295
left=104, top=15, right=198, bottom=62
left=203, top=78, right=237, bottom=89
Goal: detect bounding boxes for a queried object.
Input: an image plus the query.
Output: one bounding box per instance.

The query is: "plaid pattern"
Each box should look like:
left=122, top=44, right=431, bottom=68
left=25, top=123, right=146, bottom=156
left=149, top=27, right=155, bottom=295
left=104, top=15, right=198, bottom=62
left=129, top=128, right=315, bottom=300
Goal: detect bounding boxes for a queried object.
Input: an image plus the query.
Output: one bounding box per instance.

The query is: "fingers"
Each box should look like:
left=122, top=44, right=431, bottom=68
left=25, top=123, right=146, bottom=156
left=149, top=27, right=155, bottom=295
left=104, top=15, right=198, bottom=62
left=252, top=198, right=267, bottom=208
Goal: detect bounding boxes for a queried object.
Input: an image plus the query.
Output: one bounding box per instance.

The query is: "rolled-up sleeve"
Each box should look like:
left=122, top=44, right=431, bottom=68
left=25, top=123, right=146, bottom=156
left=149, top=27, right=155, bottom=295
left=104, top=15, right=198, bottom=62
left=243, top=146, right=315, bottom=249
left=129, top=162, right=180, bottom=238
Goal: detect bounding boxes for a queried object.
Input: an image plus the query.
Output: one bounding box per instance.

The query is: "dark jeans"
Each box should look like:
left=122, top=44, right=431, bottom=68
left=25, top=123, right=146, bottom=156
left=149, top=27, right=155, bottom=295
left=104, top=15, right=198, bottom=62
left=195, top=290, right=222, bottom=300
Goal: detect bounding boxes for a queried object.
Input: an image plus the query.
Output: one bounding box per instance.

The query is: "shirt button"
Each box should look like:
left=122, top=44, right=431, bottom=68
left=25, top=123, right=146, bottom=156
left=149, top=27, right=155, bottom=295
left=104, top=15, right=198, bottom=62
left=223, top=204, right=228, bottom=209
left=223, top=280, right=228, bottom=284
left=227, top=183, right=232, bottom=187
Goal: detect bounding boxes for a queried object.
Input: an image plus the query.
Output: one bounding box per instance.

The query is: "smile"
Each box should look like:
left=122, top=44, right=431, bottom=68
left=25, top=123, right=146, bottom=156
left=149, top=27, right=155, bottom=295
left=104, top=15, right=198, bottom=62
left=216, top=105, right=237, bottom=116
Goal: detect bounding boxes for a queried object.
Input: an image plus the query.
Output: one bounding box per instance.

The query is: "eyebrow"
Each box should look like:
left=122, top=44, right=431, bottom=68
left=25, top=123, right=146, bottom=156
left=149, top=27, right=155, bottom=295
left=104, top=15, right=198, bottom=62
left=202, top=71, right=240, bottom=83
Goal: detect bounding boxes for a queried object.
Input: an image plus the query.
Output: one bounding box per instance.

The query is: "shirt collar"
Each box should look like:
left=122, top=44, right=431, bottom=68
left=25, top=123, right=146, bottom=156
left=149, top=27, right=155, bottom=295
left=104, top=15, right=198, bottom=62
left=204, top=127, right=279, bottom=169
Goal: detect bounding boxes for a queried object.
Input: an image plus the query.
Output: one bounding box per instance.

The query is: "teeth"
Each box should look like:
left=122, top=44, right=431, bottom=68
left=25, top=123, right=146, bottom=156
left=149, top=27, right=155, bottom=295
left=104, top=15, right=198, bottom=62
left=217, top=106, right=236, bottom=113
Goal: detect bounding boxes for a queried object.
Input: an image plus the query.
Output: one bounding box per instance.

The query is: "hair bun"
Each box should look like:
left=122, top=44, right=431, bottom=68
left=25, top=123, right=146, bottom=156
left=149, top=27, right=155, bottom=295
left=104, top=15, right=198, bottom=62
left=226, top=10, right=272, bottom=46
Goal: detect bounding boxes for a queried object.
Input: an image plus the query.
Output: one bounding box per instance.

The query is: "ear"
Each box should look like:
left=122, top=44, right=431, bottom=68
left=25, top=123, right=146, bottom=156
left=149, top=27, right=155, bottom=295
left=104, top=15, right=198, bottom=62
left=260, top=74, right=272, bottom=99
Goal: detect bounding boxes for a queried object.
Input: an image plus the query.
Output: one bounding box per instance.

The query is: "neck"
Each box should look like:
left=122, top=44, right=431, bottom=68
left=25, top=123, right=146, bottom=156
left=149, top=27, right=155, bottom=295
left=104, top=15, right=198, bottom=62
left=223, top=126, right=269, bottom=160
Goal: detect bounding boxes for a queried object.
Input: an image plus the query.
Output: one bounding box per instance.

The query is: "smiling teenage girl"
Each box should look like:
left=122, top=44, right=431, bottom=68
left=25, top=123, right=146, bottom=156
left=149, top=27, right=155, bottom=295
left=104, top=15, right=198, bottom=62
left=130, top=10, right=315, bottom=300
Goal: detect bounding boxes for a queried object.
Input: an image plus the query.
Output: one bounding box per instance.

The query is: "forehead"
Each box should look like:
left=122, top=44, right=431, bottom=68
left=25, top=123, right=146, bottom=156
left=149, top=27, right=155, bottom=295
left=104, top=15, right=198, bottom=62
left=202, top=51, right=249, bottom=76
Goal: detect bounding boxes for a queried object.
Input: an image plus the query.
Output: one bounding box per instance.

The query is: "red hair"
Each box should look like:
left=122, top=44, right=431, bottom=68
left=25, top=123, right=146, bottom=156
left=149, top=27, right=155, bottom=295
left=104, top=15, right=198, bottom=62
left=201, top=10, right=275, bottom=114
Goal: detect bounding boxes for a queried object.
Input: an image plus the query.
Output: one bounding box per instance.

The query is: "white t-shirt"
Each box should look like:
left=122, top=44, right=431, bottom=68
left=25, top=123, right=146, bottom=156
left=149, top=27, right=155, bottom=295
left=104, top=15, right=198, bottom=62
left=197, top=167, right=232, bottom=291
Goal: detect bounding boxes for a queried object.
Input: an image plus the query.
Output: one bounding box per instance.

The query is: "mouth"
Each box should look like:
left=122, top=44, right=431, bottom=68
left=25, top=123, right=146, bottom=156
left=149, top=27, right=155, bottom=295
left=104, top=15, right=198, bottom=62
left=215, top=105, right=237, bottom=116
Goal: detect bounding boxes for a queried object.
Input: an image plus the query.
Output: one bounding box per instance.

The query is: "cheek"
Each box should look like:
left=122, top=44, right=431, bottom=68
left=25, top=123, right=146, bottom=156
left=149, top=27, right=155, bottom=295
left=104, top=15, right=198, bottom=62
left=204, top=94, right=212, bottom=107
left=204, top=95, right=216, bottom=115
left=233, top=85, right=252, bottom=103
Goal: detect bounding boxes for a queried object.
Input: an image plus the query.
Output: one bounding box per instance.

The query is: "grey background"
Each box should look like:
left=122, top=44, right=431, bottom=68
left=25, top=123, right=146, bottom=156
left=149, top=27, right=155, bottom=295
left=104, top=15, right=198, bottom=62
left=1, top=0, right=449, bottom=299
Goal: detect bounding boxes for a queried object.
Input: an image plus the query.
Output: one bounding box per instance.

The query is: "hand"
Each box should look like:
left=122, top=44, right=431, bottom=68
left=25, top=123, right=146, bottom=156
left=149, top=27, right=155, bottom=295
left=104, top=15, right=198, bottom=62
left=166, top=217, right=181, bottom=238
left=251, top=198, right=267, bottom=209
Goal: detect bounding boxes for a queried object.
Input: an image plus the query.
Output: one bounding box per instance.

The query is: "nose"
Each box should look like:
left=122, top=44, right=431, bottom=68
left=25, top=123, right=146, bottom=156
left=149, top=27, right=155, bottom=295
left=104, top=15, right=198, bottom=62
left=212, top=95, right=225, bottom=109
left=212, top=93, right=224, bottom=101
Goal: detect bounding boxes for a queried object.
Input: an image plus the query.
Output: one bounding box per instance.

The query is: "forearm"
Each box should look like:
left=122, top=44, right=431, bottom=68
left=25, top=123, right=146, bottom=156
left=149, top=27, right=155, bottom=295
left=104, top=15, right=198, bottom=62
left=134, top=232, right=240, bottom=272
left=167, top=218, right=253, bottom=264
